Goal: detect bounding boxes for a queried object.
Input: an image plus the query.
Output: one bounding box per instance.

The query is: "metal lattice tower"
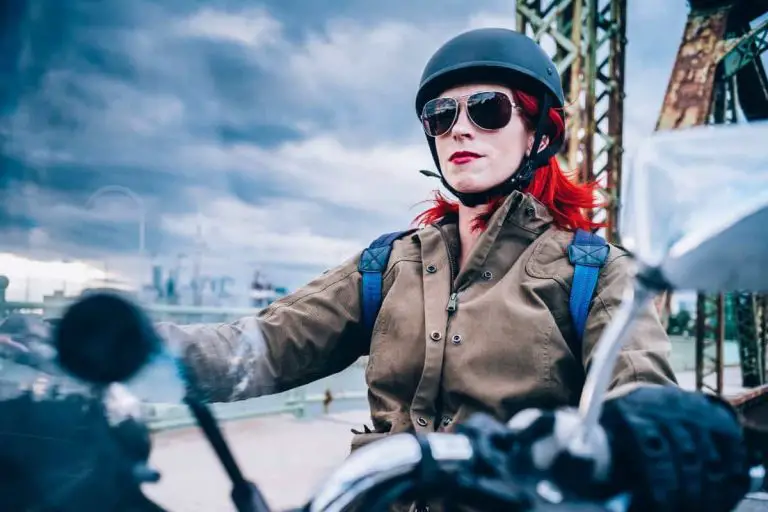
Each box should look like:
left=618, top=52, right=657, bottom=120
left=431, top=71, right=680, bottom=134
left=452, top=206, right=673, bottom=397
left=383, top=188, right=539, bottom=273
left=516, top=0, right=627, bottom=243
left=516, top=0, right=768, bottom=394
left=652, top=0, right=768, bottom=394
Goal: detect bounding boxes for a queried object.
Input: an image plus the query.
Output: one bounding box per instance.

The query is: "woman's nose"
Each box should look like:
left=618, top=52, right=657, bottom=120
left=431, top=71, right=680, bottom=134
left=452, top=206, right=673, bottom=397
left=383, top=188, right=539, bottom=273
left=450, top=106, right=474, bottom=139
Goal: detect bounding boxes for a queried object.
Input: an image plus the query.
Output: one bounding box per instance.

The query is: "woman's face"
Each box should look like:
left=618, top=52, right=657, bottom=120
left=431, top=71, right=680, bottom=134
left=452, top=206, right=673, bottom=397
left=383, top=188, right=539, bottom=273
left=430, top=83, right=536, bottom=194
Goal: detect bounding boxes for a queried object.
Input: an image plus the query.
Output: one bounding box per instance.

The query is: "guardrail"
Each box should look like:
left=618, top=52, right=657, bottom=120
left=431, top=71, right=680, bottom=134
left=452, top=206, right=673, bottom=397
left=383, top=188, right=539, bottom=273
left=0, top=292, right=744, bottom=433
left=0, top=296, right=266, bottom=324
left=142, top=389, right=369, bottom=432
left=0, top=297, right=368, bottom=431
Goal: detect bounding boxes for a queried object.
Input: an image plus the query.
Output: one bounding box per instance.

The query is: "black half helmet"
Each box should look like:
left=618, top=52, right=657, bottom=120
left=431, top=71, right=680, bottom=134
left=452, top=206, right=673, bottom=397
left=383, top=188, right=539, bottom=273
left=415, top=27, right=566, bottom=207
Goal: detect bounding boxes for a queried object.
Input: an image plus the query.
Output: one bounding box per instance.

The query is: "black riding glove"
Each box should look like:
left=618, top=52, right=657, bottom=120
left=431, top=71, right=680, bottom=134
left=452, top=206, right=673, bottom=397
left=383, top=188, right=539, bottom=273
left=0, top=387, right=164, bottom=512
left=600, top=385, right=752, bottom=512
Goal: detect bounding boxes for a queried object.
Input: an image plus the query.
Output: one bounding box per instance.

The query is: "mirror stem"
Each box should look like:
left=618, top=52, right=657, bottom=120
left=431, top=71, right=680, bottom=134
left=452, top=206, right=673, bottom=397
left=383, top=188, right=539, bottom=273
left=573, top=280, right=657, bottom=449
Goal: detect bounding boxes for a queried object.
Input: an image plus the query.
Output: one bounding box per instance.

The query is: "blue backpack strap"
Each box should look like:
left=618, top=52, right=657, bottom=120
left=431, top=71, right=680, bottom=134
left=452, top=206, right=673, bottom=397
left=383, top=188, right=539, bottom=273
left=568, top=228, right=610, bottom=350
left=358, top=229, right=415, bottom=332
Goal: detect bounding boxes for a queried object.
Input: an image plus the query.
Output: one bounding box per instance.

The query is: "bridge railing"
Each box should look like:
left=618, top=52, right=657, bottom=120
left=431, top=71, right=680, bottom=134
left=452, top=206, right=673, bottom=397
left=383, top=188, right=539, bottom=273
left=1, top=295, right=742, bottom=432
left=0, top=296, right=266, bottom=324
left=0, top=296, right=371, bottom=431
left=141, top=387, right=369, bottom=432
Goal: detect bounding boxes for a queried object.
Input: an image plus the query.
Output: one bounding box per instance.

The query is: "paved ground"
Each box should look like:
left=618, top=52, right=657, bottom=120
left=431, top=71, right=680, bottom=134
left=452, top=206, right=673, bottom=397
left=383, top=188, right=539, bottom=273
left=142, top=369, right=767, bottom=511
left=143, top=410, right=370, bottom=511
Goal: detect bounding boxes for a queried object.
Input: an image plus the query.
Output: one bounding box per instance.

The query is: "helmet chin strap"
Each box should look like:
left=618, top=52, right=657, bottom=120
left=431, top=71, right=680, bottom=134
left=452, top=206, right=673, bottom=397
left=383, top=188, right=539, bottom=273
left=420, top=94, right=558, bottom=208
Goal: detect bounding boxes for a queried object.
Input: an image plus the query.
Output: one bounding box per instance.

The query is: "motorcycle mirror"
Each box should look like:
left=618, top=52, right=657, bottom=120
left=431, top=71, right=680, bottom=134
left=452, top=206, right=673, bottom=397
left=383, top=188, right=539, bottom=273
left=53, top=292, right=161, bottom=385
left=55, top=292, right=269, bottom=511
left=576, top=120, right=768, bottom=445
left=620, top=120, right=768, bottom=292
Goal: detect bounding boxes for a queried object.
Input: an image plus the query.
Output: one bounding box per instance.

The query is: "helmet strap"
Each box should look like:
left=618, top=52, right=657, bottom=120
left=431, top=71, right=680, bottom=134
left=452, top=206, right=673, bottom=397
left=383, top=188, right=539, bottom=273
left=421, top=93, right=558, bottom=208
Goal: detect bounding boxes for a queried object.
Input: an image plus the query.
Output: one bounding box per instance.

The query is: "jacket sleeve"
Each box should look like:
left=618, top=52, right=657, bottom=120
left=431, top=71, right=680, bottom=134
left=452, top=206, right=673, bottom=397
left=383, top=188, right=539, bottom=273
left=580, top=248, right=679, bottom=401
left=154, top=252, right=368, bottom=403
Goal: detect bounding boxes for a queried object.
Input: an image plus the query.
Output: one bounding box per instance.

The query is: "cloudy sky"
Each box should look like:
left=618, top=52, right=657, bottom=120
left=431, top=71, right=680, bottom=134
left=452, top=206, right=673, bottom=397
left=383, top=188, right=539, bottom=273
left=0, top=0, right=737, bottom=302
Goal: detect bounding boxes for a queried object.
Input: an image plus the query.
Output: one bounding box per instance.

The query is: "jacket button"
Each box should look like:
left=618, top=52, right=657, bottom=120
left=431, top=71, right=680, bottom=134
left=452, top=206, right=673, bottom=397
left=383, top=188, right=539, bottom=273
left=525, top=205, right=536, bottom=217
left=452, top=334, right=462, bottom=345
left=482, top=270, right=493, bottom=280
left=426, top=264, right=437, bottom=273
left=430, top=331, right=441, bottom=341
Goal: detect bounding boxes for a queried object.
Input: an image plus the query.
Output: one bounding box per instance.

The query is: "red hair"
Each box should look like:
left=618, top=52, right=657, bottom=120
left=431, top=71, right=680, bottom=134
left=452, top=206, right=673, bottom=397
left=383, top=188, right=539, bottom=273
left=412, top=90, right=606, bottom=232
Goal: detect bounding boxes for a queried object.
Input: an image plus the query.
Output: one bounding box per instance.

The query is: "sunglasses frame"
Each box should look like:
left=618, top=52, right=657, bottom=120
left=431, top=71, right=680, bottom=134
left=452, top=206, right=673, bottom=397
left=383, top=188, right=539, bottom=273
left=420, top=90, right=520, bottom=138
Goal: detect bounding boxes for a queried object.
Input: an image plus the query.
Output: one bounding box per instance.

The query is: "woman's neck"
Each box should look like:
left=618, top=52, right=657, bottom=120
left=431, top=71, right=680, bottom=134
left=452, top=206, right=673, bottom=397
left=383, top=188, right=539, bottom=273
left=456, top=202, right=487, bottom=270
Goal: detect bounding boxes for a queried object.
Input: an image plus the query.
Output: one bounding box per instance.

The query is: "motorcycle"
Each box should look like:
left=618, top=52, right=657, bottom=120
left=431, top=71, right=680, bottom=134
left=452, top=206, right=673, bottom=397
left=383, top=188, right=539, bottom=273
left=2, top=120, right=768, bottom=511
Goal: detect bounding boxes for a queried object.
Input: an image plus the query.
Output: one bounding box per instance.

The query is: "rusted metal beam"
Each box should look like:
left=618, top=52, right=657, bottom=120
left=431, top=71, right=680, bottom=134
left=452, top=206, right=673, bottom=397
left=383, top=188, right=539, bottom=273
left=736, top=292, right=764, bottom=387
left=605, top=0, right=626, bottom=242
left=736, top=50, right=768, bottom=120
left=655, top=7, right=731, bottom=130
left=656, top=2, right=768, bottom=129
left=731, top=383, right=768, bottom=409
left=721, top=19, right=768, bottom=79
left=566, top=0, right=587, bottom=181
left=762, top=296, right=768, bottom=364
left=516, top=0, right=627, bottom=243
left=652, top=6, right=734, bottom=340
left=695, top=293, right=725, bottom=395
left=655, top=0, right=768, bottom=394
left=654, top=4, right=739, bottom=390
left=730, top=297, right=768, bottom=471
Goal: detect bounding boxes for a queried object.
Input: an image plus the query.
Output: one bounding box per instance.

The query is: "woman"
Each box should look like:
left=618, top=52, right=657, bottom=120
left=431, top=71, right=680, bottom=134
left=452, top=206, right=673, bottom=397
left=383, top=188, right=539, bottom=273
left=159, top=27, right=677, bottom=443
left=0, top=27, right=748, bottom=512
left=154, top=29, right=756, bottom=512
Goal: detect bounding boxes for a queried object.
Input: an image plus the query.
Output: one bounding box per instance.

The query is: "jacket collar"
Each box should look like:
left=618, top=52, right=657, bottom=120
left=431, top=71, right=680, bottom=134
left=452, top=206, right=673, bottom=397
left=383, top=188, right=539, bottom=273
left=415, top=191, right=555, bottom=281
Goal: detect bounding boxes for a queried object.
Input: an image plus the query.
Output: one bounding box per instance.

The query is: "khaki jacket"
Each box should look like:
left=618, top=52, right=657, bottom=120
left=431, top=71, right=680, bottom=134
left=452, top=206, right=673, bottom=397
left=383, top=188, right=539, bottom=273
left=158, top=190, right=677, bottom=455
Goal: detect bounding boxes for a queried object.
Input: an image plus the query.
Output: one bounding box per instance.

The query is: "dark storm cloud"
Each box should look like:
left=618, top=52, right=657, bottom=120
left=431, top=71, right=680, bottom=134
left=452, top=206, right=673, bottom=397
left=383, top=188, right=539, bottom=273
left=0, top=0, right=695, bottom=292
left=1, top=0, right=445, bottom=262
left=0, top=1, right=283, bottom=261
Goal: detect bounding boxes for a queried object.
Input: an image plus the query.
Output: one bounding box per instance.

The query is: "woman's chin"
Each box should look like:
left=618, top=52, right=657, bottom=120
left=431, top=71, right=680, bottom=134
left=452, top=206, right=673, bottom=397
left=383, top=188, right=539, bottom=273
left=452, top=184, right=487, bottom=194
left=447, top=176, right=505, bottom=194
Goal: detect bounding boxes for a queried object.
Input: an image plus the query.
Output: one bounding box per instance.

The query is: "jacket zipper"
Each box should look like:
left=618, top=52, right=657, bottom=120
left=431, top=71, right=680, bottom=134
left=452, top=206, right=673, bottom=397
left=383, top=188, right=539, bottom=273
left=446, top=292, right=459, bottom=313
left=436, top=224, right=460, bottom=314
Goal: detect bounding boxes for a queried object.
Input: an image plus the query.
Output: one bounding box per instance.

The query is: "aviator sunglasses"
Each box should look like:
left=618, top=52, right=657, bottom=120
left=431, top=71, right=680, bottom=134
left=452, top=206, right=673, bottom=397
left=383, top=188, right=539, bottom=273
left=420, top=90, right=519, bottom=137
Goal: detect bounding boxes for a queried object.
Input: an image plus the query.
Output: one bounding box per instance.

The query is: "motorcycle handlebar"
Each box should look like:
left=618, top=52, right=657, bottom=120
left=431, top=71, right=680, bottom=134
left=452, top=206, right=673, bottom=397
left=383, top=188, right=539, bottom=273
left=306, top=433, right=473, bottom=512
left=4, top=293, right=764, bottom=512
left=295, top=428, right=639, bottom=512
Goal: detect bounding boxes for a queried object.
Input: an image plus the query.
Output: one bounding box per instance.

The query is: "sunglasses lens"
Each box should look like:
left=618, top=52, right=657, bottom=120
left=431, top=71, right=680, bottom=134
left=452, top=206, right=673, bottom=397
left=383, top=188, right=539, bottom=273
left=467, top=92, right=513, bottom=131
left=421, top=97, right=458, bottom=137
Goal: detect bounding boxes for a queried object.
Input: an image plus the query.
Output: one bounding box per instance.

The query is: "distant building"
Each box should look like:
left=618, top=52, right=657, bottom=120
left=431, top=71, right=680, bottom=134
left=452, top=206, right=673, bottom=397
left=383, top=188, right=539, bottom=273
left=140, top=264, right=287, bottom=309
left=249, top=271, right=287, bottom=308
